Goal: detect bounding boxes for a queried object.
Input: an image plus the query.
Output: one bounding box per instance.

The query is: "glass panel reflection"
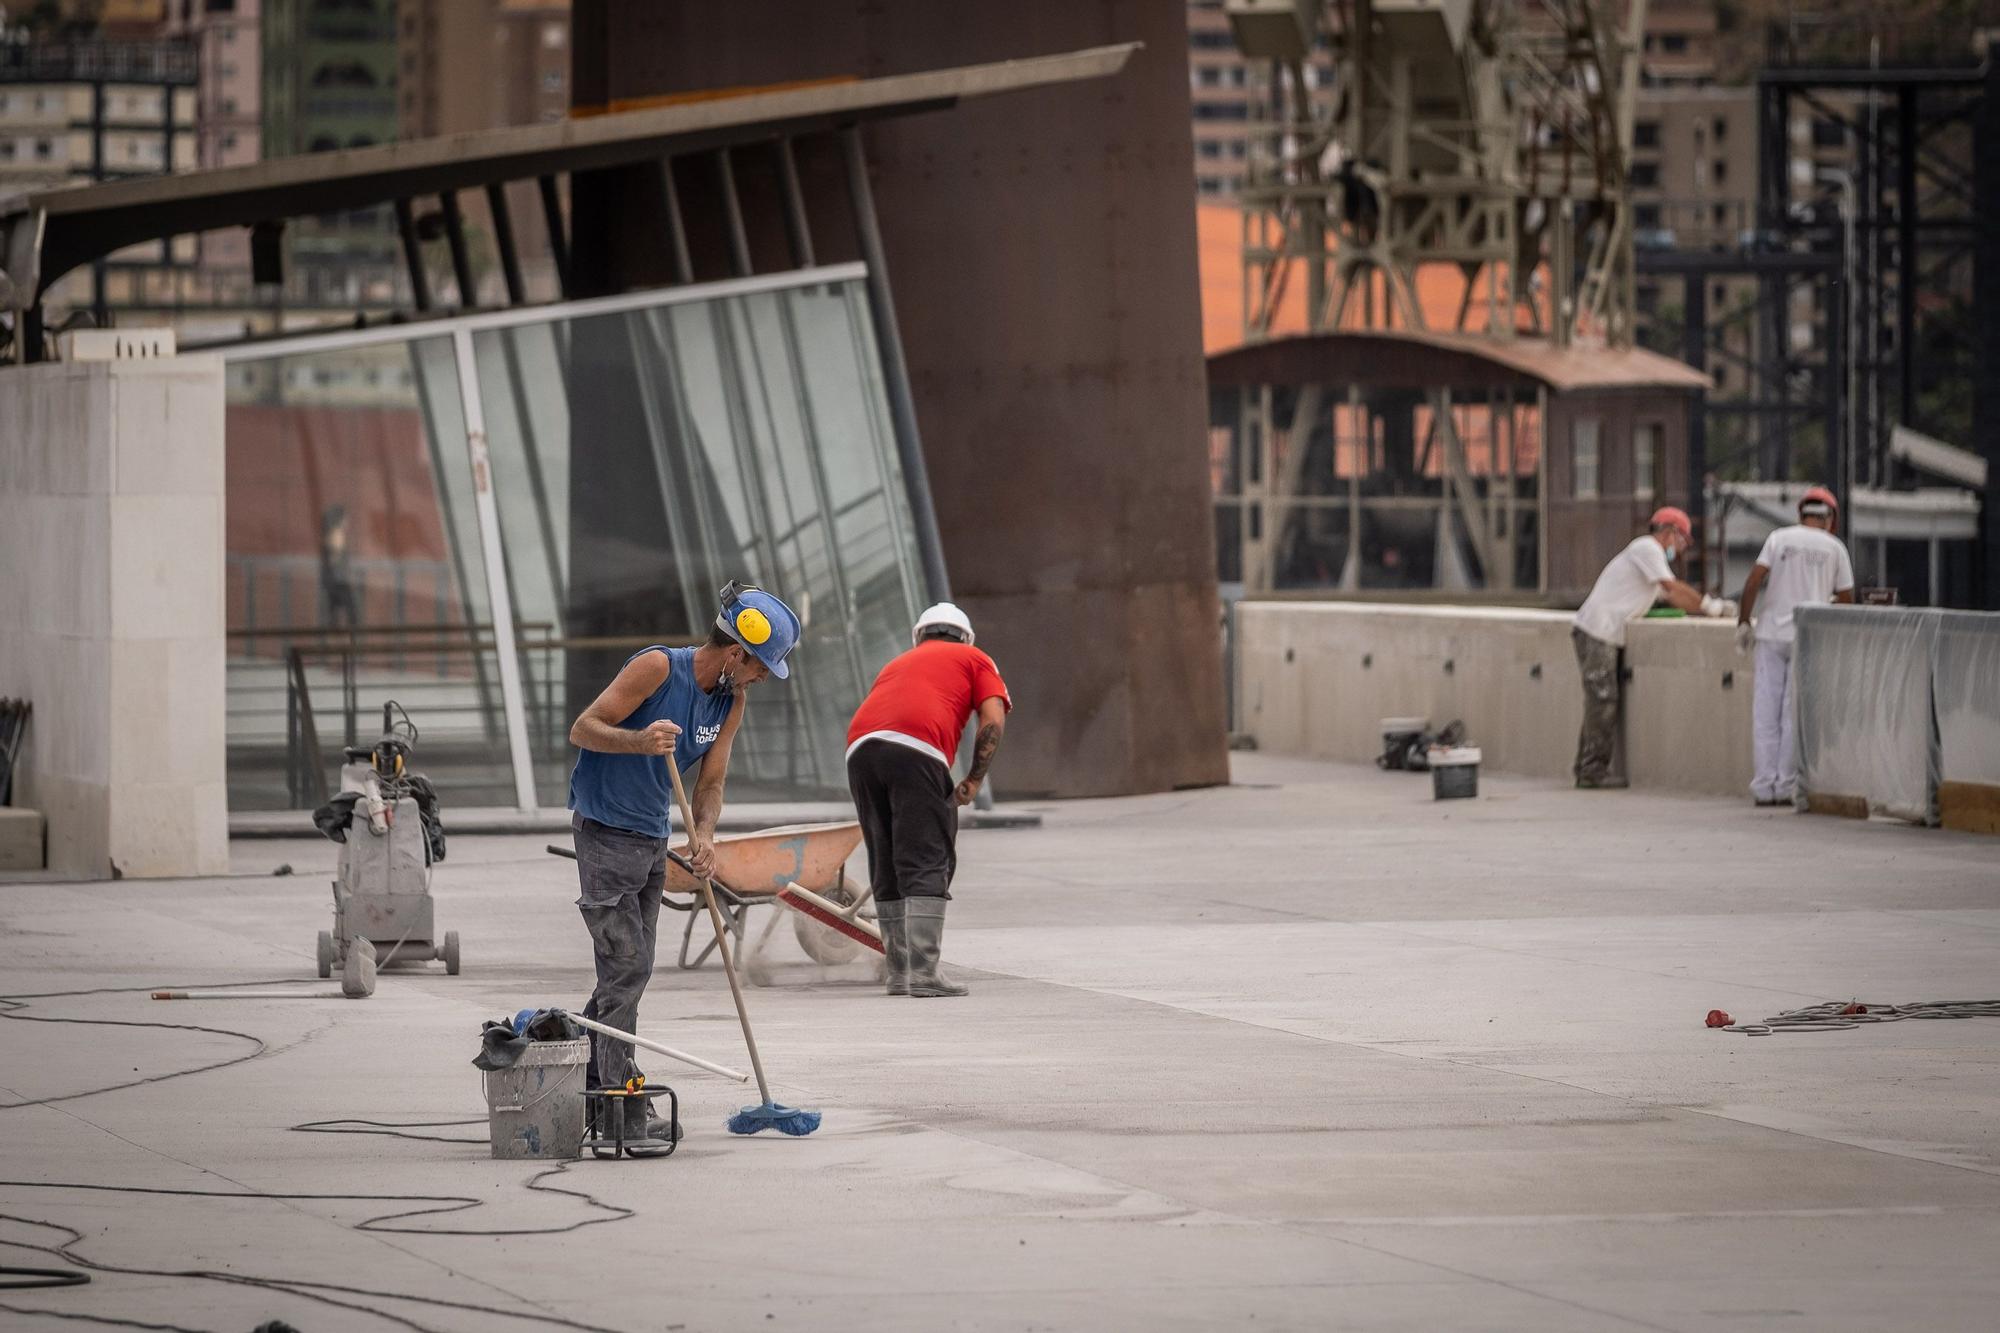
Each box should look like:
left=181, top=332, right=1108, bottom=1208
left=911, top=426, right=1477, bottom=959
left=222, top=339, right=519, bottom=809
left=472, top=277, right=926, bottom=803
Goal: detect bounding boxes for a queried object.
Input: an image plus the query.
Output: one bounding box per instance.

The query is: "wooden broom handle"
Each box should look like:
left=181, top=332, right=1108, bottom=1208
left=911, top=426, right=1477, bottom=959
left=666, top=757, right=773, bottom=1104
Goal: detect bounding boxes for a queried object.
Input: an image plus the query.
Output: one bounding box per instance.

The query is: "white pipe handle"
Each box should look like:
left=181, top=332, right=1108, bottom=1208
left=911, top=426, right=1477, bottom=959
left=566, top=1012, right=750, bottom=1084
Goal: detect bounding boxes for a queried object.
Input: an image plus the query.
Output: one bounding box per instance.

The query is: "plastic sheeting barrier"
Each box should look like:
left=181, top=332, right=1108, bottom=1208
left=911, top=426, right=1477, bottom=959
left=1795, top=605, right=2000, bottom=825
left=1935, top=613, right=2000, bottom=788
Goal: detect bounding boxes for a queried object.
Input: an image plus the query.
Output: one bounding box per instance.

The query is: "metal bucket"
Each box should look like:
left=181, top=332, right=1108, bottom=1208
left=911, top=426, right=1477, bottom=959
left=1430, top=746, right=1481, bottom=800
left=483, top=1038, right=588, bottom=1160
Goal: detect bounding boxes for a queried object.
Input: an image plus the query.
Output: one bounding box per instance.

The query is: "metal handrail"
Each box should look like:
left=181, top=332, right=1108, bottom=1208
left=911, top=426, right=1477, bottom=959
left=284, top=651, right=329, bottom=809
left=275, top=630, right=703, bottom=808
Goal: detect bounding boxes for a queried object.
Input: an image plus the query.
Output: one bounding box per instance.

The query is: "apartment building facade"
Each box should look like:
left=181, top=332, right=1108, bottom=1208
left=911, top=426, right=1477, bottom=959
left=0, top=36, right=199, bottom=317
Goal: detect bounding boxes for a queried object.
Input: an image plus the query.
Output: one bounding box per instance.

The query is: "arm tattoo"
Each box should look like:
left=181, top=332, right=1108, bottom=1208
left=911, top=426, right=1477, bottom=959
left=966, top=723, right=1002, bottom=782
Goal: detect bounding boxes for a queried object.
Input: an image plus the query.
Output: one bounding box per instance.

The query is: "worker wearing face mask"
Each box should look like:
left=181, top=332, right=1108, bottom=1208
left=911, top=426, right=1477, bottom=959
left=1570, top=509, right=1730, bottom=789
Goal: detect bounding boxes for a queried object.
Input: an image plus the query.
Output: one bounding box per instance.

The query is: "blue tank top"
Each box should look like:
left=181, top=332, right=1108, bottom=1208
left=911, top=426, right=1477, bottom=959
left=567, top=646, right=737, bottom=839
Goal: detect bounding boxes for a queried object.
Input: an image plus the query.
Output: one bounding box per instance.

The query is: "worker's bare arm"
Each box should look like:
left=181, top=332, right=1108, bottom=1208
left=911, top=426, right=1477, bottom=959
left=955, top=695, right=1007, bottom=807
left=1739, top=563, right=1770, bottom=623
left=569, top=652, right=677, bottom=754
left=1658, top=579, right=1708, bottom=614
left=682, top=694, right=745, bottom=876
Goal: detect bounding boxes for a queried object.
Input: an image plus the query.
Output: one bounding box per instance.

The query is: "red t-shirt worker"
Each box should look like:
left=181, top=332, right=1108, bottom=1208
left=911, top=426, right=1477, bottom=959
left=845, top=603, right=1010, bottom=997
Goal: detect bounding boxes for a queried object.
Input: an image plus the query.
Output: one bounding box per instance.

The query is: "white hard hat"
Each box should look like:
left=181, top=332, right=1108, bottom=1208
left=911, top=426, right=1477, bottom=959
left=912, top=602, right=974, bottom=646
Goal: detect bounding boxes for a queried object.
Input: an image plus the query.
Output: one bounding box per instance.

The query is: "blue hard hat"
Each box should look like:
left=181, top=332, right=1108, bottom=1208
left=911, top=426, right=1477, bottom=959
left=716, top=580, right=801, bottom=680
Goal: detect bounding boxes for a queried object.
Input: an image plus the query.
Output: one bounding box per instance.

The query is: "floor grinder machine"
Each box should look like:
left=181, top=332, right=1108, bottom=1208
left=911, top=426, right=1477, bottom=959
left=314, top=702, right=458, bottom=978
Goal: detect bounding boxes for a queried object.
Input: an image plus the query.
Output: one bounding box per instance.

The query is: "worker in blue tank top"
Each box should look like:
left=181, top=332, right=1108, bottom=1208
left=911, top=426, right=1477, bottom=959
left=566, top=580, right=802, bottom=1148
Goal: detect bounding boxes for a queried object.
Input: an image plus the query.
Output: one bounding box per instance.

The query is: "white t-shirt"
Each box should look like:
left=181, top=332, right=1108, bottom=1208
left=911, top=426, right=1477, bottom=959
left=1573, top=534, right=1675, bottom=647
left=1752, top=524, right=1854, bottom=644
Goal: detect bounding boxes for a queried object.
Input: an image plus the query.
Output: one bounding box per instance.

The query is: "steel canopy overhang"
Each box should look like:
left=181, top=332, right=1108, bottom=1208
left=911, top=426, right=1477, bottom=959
left=0, top=42, right=1136, bottom=304
left=1207, top=329, right=1714, bottom=394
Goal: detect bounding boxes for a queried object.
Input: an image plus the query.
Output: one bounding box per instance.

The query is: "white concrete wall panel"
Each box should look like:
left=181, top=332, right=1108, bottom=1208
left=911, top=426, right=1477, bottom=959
left=0, top=356, right=229, bottom=877
left=1240, top=602, right=1761, bottom=796
left=1624, top=619, right=1756, bottom=796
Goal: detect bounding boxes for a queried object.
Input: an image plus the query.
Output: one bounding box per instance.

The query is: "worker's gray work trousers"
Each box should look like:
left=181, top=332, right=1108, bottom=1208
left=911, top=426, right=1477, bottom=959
left=1571, top=628, right=1621, bottom=783
left=572, top=814, right=666, bottom=1090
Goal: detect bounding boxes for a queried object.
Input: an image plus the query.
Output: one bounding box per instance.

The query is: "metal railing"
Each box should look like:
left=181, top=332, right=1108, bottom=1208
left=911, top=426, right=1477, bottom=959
left=263, top=626, right=717, bottom=810
left=227, top=555, right=456, bottom=663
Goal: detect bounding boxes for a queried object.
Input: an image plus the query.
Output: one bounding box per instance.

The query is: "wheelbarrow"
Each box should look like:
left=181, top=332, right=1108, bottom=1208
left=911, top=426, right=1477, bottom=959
left=665, top=821, right=866, bottom=969
left=549, top=821, right=871, bottom=981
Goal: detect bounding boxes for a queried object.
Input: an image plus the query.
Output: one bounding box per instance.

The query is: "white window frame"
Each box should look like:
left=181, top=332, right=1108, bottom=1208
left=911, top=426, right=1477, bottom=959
left=1633, top=422, right=1660, bottom=501
left=1572, top=418, right=1601, bottom=500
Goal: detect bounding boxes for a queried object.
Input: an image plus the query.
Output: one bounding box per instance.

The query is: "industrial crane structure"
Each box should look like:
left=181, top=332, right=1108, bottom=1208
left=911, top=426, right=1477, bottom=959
left=1215, top=0, right=1705, bottom=599
left=1231, top=0, right=1646, bottom=348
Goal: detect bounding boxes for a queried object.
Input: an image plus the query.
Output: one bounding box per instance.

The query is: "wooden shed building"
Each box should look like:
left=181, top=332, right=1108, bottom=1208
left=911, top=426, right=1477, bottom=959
left=1207, top=330, right=1711, bottom=602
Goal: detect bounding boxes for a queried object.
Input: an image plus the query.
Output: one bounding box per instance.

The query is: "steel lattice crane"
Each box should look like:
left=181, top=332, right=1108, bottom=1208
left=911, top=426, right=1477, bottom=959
left=1230, top=0, right=1646, bottom=349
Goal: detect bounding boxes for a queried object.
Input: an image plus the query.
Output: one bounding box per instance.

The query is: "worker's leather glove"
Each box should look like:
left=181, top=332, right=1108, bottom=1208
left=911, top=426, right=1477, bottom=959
left=1735, top=621, right=1755, bottom=657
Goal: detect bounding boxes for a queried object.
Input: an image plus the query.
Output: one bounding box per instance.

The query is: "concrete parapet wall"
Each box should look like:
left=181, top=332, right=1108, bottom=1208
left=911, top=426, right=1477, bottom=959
left=1238, top=602, right=1755, bottom=796
left=0, top=355, right=228, bottom=878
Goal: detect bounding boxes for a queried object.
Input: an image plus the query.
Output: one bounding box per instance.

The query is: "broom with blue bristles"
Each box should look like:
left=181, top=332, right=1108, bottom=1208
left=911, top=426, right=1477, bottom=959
left=665, top=761, right=821, bottom=1137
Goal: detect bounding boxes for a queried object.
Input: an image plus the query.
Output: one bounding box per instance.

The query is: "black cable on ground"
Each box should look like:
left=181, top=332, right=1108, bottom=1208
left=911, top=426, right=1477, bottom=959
left=0, top=1175, right=634, bottom=1240
left=0, top=1299, right=204, bottom=1332
left=0, top=1207, right=633, bottom=1333
left=0, top=985, right=642, bottom=1332
left=0, top=1265, right=89, bottom=1289
left=0, top=979, right=319, bottom=1110
left=291, top=1117, right=489, bottom=1146
left=1722, top=998, right=2000, bottom=1035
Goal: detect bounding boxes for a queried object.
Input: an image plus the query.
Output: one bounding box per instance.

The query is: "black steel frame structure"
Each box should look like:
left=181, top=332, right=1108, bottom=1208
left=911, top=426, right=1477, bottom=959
left=1756, top=63, right=1983, bottom=499
left=1638, top=54, right=1996, bottom=606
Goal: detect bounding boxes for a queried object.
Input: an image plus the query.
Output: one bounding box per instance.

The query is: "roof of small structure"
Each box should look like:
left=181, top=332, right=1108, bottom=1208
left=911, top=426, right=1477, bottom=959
left=1206, top=328, right=1712, bottom=394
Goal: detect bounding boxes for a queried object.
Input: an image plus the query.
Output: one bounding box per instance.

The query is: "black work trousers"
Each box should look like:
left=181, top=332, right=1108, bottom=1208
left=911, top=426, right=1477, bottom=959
left=847, top=740, right=957, bottom=903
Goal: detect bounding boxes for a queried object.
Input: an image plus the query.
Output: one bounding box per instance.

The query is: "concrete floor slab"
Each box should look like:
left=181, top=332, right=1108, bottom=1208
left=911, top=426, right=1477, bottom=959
left=1, top=753, right=1996, bottom=1331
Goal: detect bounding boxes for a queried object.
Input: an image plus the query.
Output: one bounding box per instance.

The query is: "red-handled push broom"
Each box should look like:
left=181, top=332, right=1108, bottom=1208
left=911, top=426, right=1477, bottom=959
left=665, top=761, right=821, bottom=1137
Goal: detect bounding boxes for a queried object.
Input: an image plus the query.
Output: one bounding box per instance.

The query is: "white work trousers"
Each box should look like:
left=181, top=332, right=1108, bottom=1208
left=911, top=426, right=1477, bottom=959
left=1751, top=638, right=1797, bottom=803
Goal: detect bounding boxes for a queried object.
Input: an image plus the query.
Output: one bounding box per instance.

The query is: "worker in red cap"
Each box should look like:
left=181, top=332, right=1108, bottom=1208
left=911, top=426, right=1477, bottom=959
left=1569, top=507, right=1729, bottom=788
left=1736, top=486, right=1855, bottom=806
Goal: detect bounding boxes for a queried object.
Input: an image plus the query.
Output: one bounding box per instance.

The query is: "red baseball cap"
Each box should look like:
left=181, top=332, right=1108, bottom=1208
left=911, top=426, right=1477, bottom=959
left=1649, top=506, right=1692, bottom=540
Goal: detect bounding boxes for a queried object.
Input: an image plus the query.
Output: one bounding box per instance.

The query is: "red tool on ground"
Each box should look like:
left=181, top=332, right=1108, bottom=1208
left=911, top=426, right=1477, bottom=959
left=1704, top=1009, right=1733, bottom=1028
left=776, top=882, right=884, bottom=955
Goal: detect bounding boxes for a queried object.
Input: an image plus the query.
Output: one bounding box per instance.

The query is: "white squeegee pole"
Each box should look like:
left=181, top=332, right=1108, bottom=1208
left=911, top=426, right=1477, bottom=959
left=153, top=991, right=353, bottom=1000
left=567, top=1013, right=750, bottom=1084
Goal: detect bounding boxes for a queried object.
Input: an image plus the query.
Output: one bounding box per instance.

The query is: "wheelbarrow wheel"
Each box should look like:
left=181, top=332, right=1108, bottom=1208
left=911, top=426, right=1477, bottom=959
left=442, top=930, right=461, bottom=976
left=792, top=884, right=865, bottom=966
left=316, top=930, right=336, bottom=979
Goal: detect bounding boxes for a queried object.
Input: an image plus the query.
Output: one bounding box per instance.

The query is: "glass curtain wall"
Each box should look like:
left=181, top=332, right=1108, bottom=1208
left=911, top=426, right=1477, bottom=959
left=473, top=277, right=925, bottom=804
left=221, top=338, right=515, bottom=808
left=219, top=268, right=927, bottom=813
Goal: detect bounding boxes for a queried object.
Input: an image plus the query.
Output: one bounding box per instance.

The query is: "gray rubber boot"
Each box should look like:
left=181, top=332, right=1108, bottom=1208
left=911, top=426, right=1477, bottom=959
left=904, top=898, right=968, bottom=998
left=624, top=1097, right=681, bottom=1153
left=877, top=899, right=911, bottom=996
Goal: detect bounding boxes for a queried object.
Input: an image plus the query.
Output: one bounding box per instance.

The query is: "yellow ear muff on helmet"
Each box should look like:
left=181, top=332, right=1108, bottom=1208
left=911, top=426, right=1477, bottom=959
left=734, top=607, right=773, bottom=645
